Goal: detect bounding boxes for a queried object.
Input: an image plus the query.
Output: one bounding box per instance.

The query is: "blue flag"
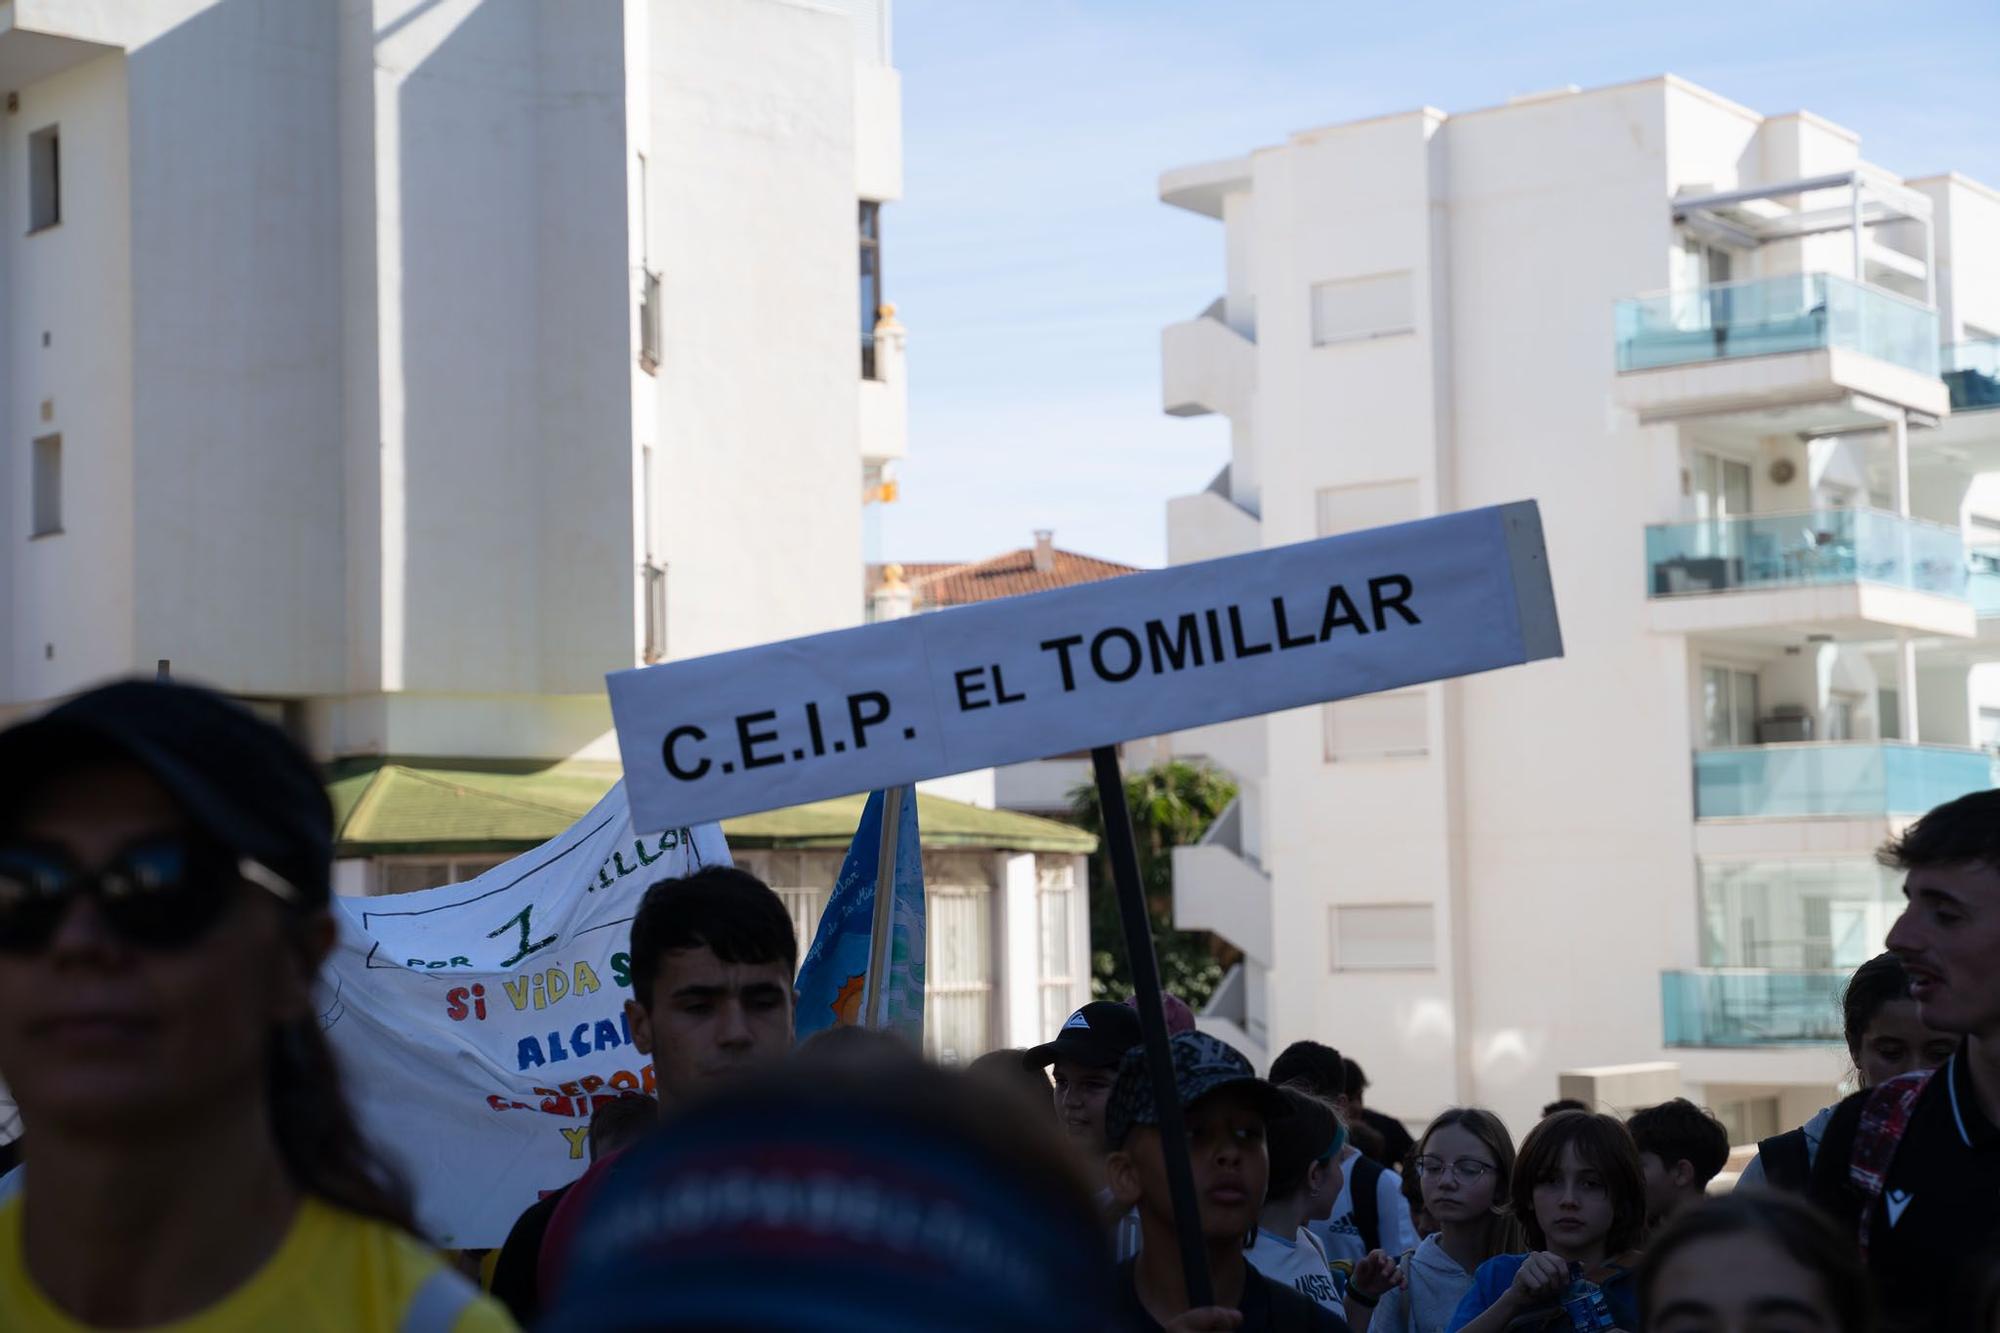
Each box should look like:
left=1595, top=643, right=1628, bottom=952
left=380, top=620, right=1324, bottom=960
left=794, top=786, right=925, bottom=1045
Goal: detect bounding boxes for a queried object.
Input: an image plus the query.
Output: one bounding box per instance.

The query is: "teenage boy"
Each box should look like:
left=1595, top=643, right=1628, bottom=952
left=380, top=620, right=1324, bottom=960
left=1026, top=1000, right=1145, bottom=1256
left=1105, top=1032, right=1347, bottom=1331
left=535, top=865, right=800, bottom=1300
left=1271, top=1041, right=1418, bottom=1282
left=1625, top=1098, right=1729, bottom=1228
left=1343, top=1059, right=1416, bottom=1172
left=1807, top=789, right=2000, bottom=1332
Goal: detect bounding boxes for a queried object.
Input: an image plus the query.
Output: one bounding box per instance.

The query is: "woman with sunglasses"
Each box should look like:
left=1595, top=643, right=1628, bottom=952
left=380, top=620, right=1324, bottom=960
left=0, top=681, right=512, bottom=1331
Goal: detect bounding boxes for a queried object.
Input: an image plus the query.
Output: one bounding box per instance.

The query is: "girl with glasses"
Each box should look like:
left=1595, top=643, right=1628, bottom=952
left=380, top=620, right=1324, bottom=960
left=1346, top=1108, right=1523, bottom=1333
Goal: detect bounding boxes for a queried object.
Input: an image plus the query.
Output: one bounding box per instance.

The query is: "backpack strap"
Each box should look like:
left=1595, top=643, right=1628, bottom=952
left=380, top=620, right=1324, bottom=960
left=1753, top=1126, right=1812, bottom=1192
left=1844, top=1068, right=1934, bottom=1260
left=1350, top=1154, right=1384, bottom=1254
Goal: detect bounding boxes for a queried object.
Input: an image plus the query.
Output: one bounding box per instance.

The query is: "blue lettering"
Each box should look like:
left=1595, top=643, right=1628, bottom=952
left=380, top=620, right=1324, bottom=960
left=547, top=1031, right=568, bottom=1063
left=517, top=1036, right=546, bottom=1071
left=594, top=1019, right=622, bottom=1051
left=570, top=1023, right=592, bottom=1059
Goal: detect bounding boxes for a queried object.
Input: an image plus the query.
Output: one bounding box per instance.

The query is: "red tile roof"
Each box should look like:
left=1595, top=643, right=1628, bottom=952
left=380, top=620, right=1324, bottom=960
left=875, top=545, right=1142, bottom=609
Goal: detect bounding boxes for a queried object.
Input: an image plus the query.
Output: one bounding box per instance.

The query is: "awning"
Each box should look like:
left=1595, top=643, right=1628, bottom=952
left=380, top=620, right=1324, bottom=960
left=327, top=758, right=1096, bottom=858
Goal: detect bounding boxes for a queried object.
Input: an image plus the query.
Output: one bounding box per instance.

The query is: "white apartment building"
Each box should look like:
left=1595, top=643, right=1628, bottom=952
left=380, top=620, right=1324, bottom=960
left=0, top=0, right=906, bottom=769
left=1160, top=74, right=2000, bottom=1141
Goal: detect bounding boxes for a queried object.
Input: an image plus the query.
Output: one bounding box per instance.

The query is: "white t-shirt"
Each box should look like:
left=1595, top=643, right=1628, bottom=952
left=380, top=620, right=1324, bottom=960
left=1245, top=1226, right=1340, bottom=1313
left=1306, top=1147, right=1419, bottom=1276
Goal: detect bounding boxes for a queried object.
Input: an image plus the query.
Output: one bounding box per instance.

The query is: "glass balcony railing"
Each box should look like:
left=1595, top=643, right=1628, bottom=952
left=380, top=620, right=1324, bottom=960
left=1944, top=338, right=2000, bottom=413
left=1971, top=550, right=2000, bottom=617
left=1662, top=969, right=1846, bottom=1047
left=1616, top=273, right=1939, bottom=377
left=1646, top=508, right=1967, bottom=600
left=1694, top=742, right=1999, bottom=819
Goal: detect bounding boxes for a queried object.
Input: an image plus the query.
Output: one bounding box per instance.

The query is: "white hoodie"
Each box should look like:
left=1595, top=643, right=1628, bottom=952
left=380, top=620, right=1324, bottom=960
left=1365, top=1235, right=1473, bottom=1333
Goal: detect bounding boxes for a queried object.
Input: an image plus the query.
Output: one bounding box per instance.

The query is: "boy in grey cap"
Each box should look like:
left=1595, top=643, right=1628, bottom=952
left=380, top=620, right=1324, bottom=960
left=1104, top=1031, right=1348, bottom=1332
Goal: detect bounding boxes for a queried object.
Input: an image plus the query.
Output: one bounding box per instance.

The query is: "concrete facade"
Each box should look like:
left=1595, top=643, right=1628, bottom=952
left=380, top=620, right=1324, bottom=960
left=1160, top=76, right=2000, bottom=1140
left=0, top=0, right=906, bottom=760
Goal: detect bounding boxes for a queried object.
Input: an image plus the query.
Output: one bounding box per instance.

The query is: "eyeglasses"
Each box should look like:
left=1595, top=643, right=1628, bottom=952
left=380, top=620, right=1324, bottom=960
left=1414, top=1155, right=1498, bottom=1183
left=0, top=837, right=300, bottom=953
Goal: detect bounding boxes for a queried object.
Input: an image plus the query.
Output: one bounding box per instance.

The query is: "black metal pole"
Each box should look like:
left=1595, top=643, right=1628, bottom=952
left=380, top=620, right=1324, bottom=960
left=1092, top=744, right=1213, bottom=1310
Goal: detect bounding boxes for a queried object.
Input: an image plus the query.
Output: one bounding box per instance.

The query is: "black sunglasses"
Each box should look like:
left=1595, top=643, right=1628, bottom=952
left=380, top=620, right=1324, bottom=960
left=0, top=836, right=300, bottom=952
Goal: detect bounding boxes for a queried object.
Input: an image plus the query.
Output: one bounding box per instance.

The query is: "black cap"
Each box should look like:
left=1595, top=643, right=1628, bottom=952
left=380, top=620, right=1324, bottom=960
left=1104, top=1031, right=1291, bottom=1150
left=1022, top=1001, right=1144, bottom=1071
left=0, top=679, right=333, bottom=904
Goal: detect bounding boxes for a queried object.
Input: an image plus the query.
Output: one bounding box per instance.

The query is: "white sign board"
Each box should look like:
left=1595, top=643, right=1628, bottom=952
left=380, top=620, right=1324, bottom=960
left=320, top=784, right=729, bottom=1246
left=610, top=502, right=1561, bottom=831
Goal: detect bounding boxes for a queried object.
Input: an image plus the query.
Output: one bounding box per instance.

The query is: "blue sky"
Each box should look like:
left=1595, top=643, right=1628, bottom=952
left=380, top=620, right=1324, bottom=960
left=875, top=0, right=2000, bottom=569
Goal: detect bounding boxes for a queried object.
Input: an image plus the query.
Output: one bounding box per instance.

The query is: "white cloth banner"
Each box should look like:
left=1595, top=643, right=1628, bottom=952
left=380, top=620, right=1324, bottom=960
left=320, top=782, right=728, bottom=1247
left=609, top=501, right=1562, bottom=830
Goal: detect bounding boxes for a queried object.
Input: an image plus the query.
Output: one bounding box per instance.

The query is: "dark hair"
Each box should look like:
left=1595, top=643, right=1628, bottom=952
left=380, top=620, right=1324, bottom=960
left=270, top=955, right=417, bottom=1231
left=968, top=1048, right=1055, bottom=1107
left=1341, top=1057, right=1368, bottom=1098
left=1510, top=1111, right=1647, bottom=1254
left=1416, top=1108, right=1525, bottom=1262
left=1625, top=1098, right=1731, bottom=1190
left=1399, top=1149, right=1431, bottom=1237
left=1269, top=1040, right=1344, bottom=1100
left=1841, top=952, right=1915, bottom=1066
left=1266, top=1087, right=1342, bottom=1198
left=1639, top=1193, right=1873, bottom=1333
left=628, top=866, right=798, bottom=1011
left=1880, top=788, right=2000, bottom=873
left=588, top=1093, right=659, bottom=1161
left=1542, top=1098, right=1589, bottom=1117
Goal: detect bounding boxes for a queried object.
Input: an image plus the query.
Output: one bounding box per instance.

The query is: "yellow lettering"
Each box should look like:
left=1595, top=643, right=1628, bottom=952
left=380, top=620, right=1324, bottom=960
left=561, top=1125, right=589, bottom=1160
left=503, top=977, right=531, bottom=1011
left=572, top=961, right=601, bottom=996
left=546, top=967, right=570, bottom=1005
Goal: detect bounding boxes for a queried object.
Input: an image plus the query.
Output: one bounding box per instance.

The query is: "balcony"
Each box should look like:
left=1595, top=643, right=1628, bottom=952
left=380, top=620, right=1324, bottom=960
left=1662, top=969, right=1845, bottom=1048
left=1644, top=508, right=1973, bottom=640
left=1614, top=274, right=1948, bottom=432
left=1944, top=338, right=2000, bottom=413
left=1972, top=551, right=2000, bottom=619
left=1163, top=298, right=1255, bottom=421
left=1694, top=743, right=1998, bottom=820
left=1170, top=797, right=1271, bottom=968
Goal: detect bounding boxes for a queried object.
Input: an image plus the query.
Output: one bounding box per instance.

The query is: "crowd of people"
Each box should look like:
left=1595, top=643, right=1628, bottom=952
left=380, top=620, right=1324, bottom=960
left=0, top=679, right=1997, bottom=1330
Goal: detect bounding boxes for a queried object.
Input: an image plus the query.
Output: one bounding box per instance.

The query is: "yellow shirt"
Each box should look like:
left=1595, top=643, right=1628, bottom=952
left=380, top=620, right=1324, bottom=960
left=0, top=1193, right=516, bottom=1332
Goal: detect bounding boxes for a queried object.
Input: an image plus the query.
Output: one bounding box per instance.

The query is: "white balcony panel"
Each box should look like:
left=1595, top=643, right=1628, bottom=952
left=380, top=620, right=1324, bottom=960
left=1162, top=312, right=1255, bottom=420
left=859, top=376, right=906, bottom=464
left=1648, top=583, right=1974, bottom=642
left=1167, top=489, right=1259, bottom=566
left=1617, top=347, right=1948, bottom=434
left=1171, top=842, right=1272, bottom=969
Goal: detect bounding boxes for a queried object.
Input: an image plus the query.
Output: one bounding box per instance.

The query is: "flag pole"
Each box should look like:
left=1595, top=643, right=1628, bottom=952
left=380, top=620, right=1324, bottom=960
left=860, top=785, right=904, bottom=1030
left=1091, top=745, right=1212, bottom=1309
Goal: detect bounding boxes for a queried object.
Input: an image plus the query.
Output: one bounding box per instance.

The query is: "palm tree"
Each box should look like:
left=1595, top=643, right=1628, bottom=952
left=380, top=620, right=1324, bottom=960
left=1068, top=759, right=1239, bottom=1009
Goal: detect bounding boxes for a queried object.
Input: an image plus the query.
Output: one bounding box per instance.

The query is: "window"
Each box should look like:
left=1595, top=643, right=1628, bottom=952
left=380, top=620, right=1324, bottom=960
left=638, top=270, right=661, bottom=374
left=1330, top=904, right=1435, bottom=971
left=1315, top=478, right=1420, bottom=539
left=1037, top=862, right=1077, bottom=1040
left=642, top=561, right=667, bottom=663
left=1711, top=1096, right=1780, bottom=1147
left=1826, top=691, right=1862, bottom=742
left=28, top=126, right=58, bottom=232
left=924, top=871, right=994, bottom=1067
left=1700, top=664, right=1759, bottom=748
left=859, top=201, right=882, bottom=379
left=376, top=856, right=506, bottom=895
left=1698, top=858, right=1901, bottom=970
left=1690, top=451, right=1752, bottom=522
left=1324, top=690, right=1428, bottom=761
left=1310, top=271, right=1413, bottom=346
left=1878, top=689, right=1901, bottom=741
left=1979, top=707, right=2000, bottom=753
left=30, top=434, right=61, bottom=537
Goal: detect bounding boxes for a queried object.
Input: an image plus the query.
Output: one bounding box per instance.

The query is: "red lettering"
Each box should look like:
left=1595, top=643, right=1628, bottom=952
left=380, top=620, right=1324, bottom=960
left=447, top=988, right=470, bottom=1022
